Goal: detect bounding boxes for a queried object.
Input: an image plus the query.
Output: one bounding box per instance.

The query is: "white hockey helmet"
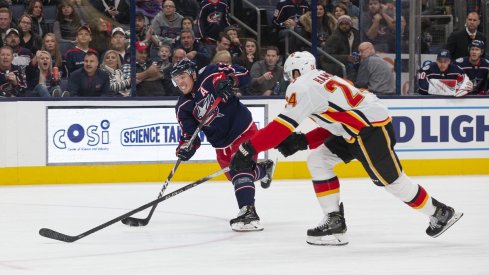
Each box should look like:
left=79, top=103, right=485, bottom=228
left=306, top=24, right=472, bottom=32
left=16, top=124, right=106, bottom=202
left=283, top=51, right=317, bottom=81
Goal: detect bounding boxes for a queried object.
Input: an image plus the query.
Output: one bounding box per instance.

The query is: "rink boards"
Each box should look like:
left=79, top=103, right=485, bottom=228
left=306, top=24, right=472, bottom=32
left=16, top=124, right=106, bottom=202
left=0, top=97, right=488, bottom=185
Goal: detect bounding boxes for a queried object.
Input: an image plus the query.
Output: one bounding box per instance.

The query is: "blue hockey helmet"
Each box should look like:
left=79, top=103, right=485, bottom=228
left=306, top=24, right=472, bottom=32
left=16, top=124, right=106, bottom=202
left=468, top=40, right=485, bottom=53
left=170, top=58, right=196, bottom=79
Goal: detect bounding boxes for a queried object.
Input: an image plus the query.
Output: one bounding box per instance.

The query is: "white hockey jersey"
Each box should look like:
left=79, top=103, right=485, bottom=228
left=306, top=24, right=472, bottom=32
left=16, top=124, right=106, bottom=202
left=278, top=69, right=391, bottom=141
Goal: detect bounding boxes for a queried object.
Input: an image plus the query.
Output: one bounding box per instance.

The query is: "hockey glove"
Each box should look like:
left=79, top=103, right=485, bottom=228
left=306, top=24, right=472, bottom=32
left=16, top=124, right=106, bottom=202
left=276, top=132, right=308, bottom=157
left=213, top=73, right=235, bottom=102
left=230, top=141, right=257, bottom=172
left=176, top=136, right=201, bottom=161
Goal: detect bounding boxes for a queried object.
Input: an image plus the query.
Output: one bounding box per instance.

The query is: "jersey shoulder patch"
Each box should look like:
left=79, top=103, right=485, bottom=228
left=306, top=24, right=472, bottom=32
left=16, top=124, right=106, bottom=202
left=455, top=57, right=464, bottom=63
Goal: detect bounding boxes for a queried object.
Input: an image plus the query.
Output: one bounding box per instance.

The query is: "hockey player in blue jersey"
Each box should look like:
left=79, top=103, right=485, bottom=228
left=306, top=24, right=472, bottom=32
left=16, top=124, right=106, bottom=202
left=171, top=59, right=274, bottom=231
left=417, top=49, right=473, bottom=97
left=454, top=40, right=489, bottom=95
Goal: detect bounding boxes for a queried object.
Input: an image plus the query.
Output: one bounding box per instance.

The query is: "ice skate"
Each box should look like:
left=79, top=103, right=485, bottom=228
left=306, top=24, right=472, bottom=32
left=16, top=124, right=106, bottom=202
left=230, top=205, right=264, bottom=232
left=426, top=198, right=463, bottom=238
left=306, top=203, right=348, bottom=246
left=258, top=159, right=275, bottom=189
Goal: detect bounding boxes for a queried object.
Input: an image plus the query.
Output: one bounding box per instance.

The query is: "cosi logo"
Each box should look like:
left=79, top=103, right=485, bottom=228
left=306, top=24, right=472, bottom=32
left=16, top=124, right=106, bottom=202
left=53, top=120, right=110, bottom=149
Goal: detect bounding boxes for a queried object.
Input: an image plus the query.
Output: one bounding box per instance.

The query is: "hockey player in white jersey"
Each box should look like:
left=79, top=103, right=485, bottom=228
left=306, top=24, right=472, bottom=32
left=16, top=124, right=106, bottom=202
left=230, top=51, right=463, bottom=246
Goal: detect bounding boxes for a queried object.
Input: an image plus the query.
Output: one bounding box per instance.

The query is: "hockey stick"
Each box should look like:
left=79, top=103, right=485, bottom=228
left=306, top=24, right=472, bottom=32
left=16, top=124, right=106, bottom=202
left=121, top=97, right=222, bottom=227
left=39, top=166, right=230, bottom=243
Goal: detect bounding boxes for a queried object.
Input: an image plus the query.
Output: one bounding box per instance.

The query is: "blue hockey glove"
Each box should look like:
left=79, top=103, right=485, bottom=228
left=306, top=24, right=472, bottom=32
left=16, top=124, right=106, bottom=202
left=176, top=136, right=201, bottom=161
left=213, top=73, right=235, bottom=102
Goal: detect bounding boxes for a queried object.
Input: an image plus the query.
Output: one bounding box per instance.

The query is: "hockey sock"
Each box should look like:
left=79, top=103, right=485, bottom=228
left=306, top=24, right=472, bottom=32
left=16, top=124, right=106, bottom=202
left=313, top=177, right=340, bottom=214
left=385, top=173, right=436, bottom=216
left=252, top=163, right=266, bottom=181
left=232, top=173, right=256, bottom=208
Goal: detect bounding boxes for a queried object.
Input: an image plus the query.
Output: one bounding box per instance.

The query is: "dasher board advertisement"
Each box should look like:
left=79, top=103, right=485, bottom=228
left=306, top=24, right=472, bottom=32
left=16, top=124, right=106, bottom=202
left=47, top=106, right=266, bottom=164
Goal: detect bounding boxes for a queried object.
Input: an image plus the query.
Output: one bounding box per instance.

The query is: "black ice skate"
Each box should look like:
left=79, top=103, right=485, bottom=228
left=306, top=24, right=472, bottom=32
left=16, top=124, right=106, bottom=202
left=258, top=159, right=275, bottom=189
left=306, top=203, right=348, bottom=246
left=426, top=198, right=463, bottom=238
left=230, top=205, right=263, bottom=232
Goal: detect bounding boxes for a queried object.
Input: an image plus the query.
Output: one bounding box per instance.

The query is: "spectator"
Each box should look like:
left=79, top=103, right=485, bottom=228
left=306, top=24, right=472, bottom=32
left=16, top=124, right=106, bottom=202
left=181, top=16, right=195, bottom=31
left=25, top=50, right=64, bottom=97
left=172, top=47, right=187, bottom=65
left=446, top=11, right=487, bottom=60
left=88, top=17, right=112, bottom=55
left=173, top=0, right=199, bottom=20
left=154, top=43, right=172, bottom=70
left=158, top=47, right=187, bottom=97
left=68, top=51, right=110, bottom=96
left=299, top=4, right=337, bottom=48
left=109, top=27, right=129, bottom=65
left=223, top=25, right=243, bottom=60
left=321, top=15, right=359, bottom=81
left=235, top=38, right=260, bottom=71
left=42, top=33, right=66, bottom=77
left=131, top=41, right=167, bottom=96
left=152, top=0, right=183, bottom=46
left=90, top=0, right=129, bottom=24
left=0, top=46, right=27, bottom=97
left=18, top=15, right=42, bottom=54
left=332, top=3, right=348, bottom=21
left=5, top=28, right=32, bottom=69
left=136, top=0, right=161, bottom=23
left=211, top=49, right=232, bottom=64
left=319, top=0, right=334, bottom=14
left=249, top=46, right=284, bottom=96
left=135, top=11, right=153, bottom=45
left=174, top=16, right=200, bottom=44
left=454, top=40, right=489, bottom=95
left=0, top=8, right=16, bottom=46
left=100, top=49, right=130, bottom=97
left=198, top=0, right=231, bottom=44
left=336, top=0, right=359, bottom=18
left=417, top=49, right=472, bottom=97
left=355, top=42, right=395, bottom=95
left=272, top=0, right=310, bottom=53
left=53, top=0, right=82, bottom=43
left=361, top=0, right=395, bottom=53
left=64, top=25, right=97, bottom=75
left=420, top=17, right=433, bottom=54
left=173, top=29, right=210, bottom=70
left=210, top=32, right=231, bottom=60
left=157, top=43, right=179, bottom=96
left=27, top=0, right=48, bottom=37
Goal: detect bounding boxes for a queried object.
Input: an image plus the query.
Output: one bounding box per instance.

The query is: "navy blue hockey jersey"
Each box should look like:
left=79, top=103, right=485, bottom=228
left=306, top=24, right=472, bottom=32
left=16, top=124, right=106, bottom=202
left=198, top=0, right=231, bottom=42
left=273, top=0, right=310, bottom=30
left=417, top=62, right=471, bottom=96
left=175, top=63, right=252, bottom=148
left=454, top=57, right=489, bottom=94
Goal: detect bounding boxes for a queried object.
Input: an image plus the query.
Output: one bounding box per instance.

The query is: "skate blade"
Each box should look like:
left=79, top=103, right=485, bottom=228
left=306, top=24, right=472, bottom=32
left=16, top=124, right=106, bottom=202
left=432, top=212, right=463, bottom=238
left=306, top=233, right=349, bottom=246
left=231, top=221, right=264, bottom=232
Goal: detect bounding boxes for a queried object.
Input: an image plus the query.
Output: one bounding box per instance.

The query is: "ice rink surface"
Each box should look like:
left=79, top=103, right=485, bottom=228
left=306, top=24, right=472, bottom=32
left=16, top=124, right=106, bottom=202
left=1, top=175, right=488, bottom=275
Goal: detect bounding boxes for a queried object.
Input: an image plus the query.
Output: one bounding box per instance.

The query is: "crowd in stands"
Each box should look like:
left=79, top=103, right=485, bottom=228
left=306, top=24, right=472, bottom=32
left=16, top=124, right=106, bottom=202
left=0, top=0, right=487, bottom=98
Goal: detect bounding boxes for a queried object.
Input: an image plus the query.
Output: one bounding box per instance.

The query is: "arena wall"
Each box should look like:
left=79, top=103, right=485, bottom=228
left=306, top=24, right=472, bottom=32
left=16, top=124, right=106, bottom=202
left=1, top=97, right=488, bottom=185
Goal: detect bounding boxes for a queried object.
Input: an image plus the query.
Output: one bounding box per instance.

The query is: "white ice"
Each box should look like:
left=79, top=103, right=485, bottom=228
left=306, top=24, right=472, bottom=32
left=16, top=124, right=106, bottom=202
left=1, top=176, right=488, bottom=275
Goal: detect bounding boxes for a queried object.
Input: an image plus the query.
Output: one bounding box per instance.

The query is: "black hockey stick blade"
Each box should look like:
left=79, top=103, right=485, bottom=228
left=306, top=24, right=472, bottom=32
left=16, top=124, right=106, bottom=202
left=39, top=228, right=79, bottom=243
left=39, top=167, right=229, bottom=243
left=121, top=216, right=149, bottom=226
